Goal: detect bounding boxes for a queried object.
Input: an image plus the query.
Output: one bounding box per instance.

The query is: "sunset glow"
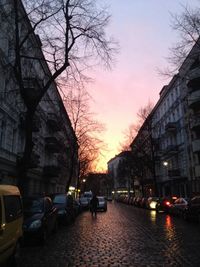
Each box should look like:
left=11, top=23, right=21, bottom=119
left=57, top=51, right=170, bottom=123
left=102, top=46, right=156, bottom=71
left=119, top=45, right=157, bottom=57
left=88, top=0, right=199, bottom=172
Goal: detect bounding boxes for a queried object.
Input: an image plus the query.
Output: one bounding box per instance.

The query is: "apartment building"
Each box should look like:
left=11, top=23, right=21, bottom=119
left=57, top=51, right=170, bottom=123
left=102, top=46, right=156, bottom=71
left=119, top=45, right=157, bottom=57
left=129, top=39, right=200, bottom=198
left=0, top=0, right=78, bottom=194
left=107, top=151, right=133, bottom=197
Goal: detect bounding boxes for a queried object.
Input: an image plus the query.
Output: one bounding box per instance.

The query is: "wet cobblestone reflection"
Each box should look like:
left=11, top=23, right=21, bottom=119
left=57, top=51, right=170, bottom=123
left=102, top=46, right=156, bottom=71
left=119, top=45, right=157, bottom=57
left=19, top=202, right=200, bottom=267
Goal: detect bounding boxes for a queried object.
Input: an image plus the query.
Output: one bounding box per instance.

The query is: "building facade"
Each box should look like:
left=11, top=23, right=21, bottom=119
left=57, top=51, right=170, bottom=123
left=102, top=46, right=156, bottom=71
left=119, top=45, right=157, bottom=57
left=129, top=39, right=200, bottom=198
left=0, top=0, right=78, bottom=194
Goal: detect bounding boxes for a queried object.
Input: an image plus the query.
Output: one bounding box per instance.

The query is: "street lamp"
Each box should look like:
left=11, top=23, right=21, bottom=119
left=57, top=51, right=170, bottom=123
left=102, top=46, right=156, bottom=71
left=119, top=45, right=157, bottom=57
left=82, top=179, right=86, bottom=192
left=163, top=161, right=168, bottom=167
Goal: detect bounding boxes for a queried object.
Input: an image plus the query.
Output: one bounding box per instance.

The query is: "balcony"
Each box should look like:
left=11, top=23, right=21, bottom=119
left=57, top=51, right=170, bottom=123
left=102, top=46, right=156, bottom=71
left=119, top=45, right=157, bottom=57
left=188, top=90, right=200, bottom=110
left=46, top=113, right=61, bottom=132
left=190, top=115, right=200, bottom=131
left=192, top=140, right=200, bottom=153
left=20, top=113, right=41, bottom=132
left=165, top=122, right=177, bottom=133
left=168, top=169, right=180, bottom=177
left=29, top=151, right=40, bottom=169
left=165, top=145, right=178, bottom=155
left=45, top=137, right=62, bottom=153
left=187, top=76, right=200, bottom=92
left=0, top=147, right=16, bottom=162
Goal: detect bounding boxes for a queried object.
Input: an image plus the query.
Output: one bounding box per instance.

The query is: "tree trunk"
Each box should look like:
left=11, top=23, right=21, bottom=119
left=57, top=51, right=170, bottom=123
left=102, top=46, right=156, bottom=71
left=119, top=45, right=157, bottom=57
left=65, top=143, right=76, bottom=193
left=17, top=110, right=34, bottom=196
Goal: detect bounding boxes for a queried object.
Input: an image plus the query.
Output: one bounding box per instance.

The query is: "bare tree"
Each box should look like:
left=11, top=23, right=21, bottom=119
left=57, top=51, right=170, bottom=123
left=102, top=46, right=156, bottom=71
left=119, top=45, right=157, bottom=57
left=63, top=85, right=106, bottom=189
left=119, top=101, right=154, bottom=152
left=158, top=4, right=200, bottom=77
left=2, top=0, right=117, bottom=194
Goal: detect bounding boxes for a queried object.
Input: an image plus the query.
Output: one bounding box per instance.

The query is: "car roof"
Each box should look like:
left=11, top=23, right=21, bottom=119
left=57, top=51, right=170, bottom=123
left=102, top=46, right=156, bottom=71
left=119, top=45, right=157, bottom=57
left=0, top=185, right=21, bottom=196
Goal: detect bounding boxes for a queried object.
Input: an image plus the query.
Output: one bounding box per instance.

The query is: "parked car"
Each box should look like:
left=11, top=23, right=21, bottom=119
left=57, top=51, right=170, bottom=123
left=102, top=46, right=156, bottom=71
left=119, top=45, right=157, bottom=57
left=23, top=196, right=58, bottom=244
left=140, top=197, right=148, bottom=208
left=106, top=195, right=113, bottom=201
left=134, top=196, right=142, bottom=207
left=156, top=196, right=177, bottom=213
left=83, top=191, right=93, bottom=203
left=50, top=194, right=75, bottom=224
left=97, top=196, right=107, bottom=211
left=79, top=197, right=89, bottom=210
left=74, top=199, right=82, bottom=216
left=0, top=185, right=23, bottom=267
left=169, top=197, right=189, bottom=217
left=146, top=197, right=159, bottom=210
left=183, top=196, right=200, bottom=222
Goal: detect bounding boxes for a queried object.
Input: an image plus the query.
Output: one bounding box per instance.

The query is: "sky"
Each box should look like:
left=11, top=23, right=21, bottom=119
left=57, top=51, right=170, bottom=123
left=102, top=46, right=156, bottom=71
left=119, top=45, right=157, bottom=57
left=87, top=0, right=200, bottom=172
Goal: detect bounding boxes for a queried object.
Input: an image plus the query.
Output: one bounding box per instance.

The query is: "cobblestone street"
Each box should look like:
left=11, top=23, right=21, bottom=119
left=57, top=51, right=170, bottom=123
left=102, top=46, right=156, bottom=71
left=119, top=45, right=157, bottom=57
left=19, top=202, right=200, bottom=267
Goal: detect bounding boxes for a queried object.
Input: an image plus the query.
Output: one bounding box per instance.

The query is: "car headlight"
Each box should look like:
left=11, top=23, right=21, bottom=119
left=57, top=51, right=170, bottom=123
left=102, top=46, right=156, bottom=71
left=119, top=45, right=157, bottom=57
left=29, top=219, right=42, bottom=229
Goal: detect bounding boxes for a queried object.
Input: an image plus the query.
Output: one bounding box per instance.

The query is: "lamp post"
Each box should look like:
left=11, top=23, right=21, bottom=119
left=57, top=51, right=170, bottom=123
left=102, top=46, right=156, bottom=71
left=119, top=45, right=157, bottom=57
left=82, top=179, right=86, bottom=193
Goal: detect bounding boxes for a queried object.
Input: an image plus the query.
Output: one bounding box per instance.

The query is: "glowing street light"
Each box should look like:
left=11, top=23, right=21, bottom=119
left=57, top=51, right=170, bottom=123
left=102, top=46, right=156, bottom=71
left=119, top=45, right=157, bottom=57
left=163, top=161, right=168, bottom=167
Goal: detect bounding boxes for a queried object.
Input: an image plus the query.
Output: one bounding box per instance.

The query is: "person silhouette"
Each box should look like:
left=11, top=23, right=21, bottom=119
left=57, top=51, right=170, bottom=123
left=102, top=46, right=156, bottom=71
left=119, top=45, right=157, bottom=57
left=90, top=194, right=99, bottom=217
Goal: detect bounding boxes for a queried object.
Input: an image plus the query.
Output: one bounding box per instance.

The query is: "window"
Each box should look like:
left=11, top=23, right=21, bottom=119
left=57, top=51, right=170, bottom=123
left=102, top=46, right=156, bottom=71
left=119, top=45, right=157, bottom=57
left=4, top=195, right=23, bottom=223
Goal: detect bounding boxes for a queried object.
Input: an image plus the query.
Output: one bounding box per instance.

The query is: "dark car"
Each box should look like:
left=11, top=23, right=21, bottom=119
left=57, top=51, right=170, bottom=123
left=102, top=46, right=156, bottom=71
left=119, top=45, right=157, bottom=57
left=97, top=196, right=107, bottom=211
left=79, top=197, right=89, bottom=210
left=23, top=196, right=58, bottom=244
left=169, top=197, right=189, bottom=217
left=74, top=199, right=82, bottom=216
left=156, top=196, right=177, bottom=213
left=50, top=194, right=75, bottom=224
left=183, top=196, right=200, bottom=222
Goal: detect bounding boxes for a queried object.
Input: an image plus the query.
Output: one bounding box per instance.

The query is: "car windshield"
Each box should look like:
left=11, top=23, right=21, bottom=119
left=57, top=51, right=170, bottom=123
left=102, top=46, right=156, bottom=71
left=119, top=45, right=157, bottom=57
left=52, top=195, right=66, bottom=204
left=98, top=197, right=105, bottom=202
left=23, top=198, right=44, bottom=213
left=84, top=193, right=92, bottom=198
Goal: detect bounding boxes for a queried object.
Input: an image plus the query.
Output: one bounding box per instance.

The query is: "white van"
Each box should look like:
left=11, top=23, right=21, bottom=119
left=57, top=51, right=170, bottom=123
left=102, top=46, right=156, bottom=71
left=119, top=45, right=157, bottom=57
left=0, top=185, right=23, bottom=266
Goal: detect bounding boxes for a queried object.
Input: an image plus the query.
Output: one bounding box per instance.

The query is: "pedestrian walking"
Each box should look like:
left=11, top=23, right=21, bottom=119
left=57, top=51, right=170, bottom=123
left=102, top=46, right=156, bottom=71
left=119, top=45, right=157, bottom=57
left=90, top=195, right=99, bottom=217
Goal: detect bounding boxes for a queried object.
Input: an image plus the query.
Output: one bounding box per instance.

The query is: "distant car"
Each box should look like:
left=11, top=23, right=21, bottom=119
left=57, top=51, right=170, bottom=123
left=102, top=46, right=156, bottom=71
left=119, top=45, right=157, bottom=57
left=0, top=185, right=23, bottom=267
left=23, top=196, right=58, bottom=244
left=156, top=196, right=177, bottom=213
left=183, top=196, right=200, bottom=222
left=97, top=196, right=107, bottom=211
left=146, top=197, right=159, bottom=210
left=169, top=197, right=189, bottom=217
left=106, top=196, right=113, bottom=201
left=79, top=197, right=89, bottom=209
left=50, top=194, right=75, bottom=224
left=83, top=191, right=93, bottom=203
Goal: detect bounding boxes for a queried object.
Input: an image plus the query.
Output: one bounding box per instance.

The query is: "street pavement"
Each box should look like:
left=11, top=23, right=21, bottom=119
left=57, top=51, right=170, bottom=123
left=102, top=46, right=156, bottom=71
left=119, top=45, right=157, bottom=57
left=19, top=201, right=200, bottom=267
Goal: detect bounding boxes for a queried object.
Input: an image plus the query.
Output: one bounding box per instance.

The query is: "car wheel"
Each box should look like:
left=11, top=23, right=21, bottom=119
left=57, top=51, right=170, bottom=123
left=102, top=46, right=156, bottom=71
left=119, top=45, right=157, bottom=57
left=104, top=208, right=107, bottom=212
